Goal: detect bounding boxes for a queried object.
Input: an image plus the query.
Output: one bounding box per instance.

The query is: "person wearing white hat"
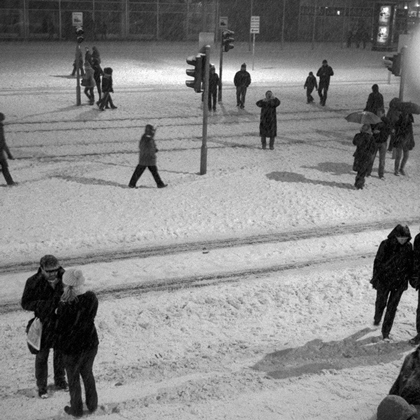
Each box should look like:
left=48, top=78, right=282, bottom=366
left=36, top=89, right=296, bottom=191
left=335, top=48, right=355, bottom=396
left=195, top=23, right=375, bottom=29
left=56, top=268, right=99, bottom=417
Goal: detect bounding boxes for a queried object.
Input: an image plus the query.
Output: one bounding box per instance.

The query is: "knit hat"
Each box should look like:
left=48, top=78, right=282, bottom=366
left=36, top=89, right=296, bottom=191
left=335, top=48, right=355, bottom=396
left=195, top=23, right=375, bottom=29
left=40, top=254, right=59, bottom=268
left=377, top=395, right=417, bottom=420
left=62, top=268, right=85, bottom=287
left=241, top=63, right=246, bottom=68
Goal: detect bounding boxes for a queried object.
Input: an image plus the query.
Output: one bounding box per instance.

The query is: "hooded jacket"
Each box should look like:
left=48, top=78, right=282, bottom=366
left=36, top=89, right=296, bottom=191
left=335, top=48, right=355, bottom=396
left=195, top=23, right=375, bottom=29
left=372, top=224, right=413, bottom=291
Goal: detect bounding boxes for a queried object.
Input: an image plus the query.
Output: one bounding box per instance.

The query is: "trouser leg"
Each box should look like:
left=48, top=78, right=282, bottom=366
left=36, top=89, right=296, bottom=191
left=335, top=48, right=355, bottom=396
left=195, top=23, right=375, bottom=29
left=80, top=347, right=98, bottom=413
left=35, top=347, right=50, bottom=393
left=400, top=149, right=409, bottom=170
left=241, top=87, right=247, bottom=106
left=53, top=348, right=66, bottom=385
left=261, top=136, right=267, bottom=149
left=366, top=146, right=378, bottom=176
left=378, top=142, right=387, bottom=178
left=129, top=165, right=146, bottom=187
left=148, top=166, right=165, bottom=187
left=1, top=162, right=14, bottom=185
left=99, top=92, right=109, bottom=108
left=236, top=87, right=241, bottom=106
left=355, top=164, right=368, bottom=189
left=394, top=147, right=402, bottom=172
left=64, top=353, right=84, bottom=416
left=269, top=137, right=275, bottom=150
left=374, top=286, right=389, bottom=325
left=382, top=288, right=404, bottom=338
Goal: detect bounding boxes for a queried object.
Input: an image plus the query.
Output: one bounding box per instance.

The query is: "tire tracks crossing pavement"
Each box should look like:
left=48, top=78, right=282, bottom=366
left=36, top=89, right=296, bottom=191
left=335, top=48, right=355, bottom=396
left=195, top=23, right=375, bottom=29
left=1, top=217, right=419, bottom=314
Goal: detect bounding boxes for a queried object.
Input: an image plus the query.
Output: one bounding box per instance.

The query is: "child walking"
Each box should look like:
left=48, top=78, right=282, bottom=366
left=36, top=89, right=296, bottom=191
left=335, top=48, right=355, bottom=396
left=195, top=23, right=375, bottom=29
left=304, top=71, right=318, bottom=104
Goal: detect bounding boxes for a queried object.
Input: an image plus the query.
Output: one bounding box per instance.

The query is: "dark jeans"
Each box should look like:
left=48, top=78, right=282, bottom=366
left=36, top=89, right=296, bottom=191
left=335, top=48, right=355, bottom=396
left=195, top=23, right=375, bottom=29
left=261, top=136, right=275, bottom=150
left=64, top=347, right=98, bottom=416
left=84, top=87, right=94, bottom=102
left=367, top=142, right=387, bottom=178
left=35, top=347, right=66, bottom=393
left=306, top=88, right=315, bottom=103
left=95, top=80, right=102, bottom=100
left=394, top=147, right=409, bottom=173
left=208, top=90, right=217, bottom=110
left=129, top=165, right=164, bottom=188
left=374, top=285, right=405, bottom=338
left=0, top=161, right=14, bottom=185
left=318, top=85, right=329, bottom=105
left=354, top=161, right=371, bottom=189
left=236, top=86, right=247, bottom=107
left=72, top=64, right=84, bottom=77
left=98, top=92, right=115, bottom=109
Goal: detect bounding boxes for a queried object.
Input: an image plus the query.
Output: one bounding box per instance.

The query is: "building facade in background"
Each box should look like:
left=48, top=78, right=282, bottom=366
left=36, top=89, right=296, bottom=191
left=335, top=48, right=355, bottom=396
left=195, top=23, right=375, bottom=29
left=0, top=0, right=417, bottom=43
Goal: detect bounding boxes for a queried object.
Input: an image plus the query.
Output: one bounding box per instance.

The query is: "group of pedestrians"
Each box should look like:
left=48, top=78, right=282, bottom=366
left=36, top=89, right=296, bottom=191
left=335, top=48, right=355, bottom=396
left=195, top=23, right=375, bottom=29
left=21, top=255, right=99, bottom=417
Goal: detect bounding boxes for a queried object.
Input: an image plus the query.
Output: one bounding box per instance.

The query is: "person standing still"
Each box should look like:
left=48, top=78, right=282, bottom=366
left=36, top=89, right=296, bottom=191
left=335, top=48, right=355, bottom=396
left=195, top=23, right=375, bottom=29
left=21, top=255, right=67, bottom=398
left=256, top=91, right=281, bottom=150
left=304, top=71, right=318, bottom=104
left=234, top=63, right=251, bottom=109
left=91, top=58, right=103, bottom=103
left=0, top=112, right=16, bottom=186
left=316, top=59, right=334, bottom=106
left=98, top=67, right=117, bottom=111
left=370, top=224, right=413, bottom=340
left=128, top=124, right=167, bottom=189
left=56, top=268, right=99, bottom=418
left=393, top=112, right=415, bottom=176
left=208, top=66, right=220, bottom=111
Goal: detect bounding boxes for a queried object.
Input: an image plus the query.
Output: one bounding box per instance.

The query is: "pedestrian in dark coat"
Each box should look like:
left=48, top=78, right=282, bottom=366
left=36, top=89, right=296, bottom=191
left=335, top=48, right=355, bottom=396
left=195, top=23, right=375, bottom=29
left=21, top=255, right=67, bottom=398
left=256, top=91, right=281, bottom=150
left=410, top=230, right=420, bottom=344
left=304, top=71, right=318, bottom=104
left=387, top=97, right=402, bottom=152
left=393, top=112, right=415, bottom=176
left=128, top=124, right=167, bottom=189
left=91, top=58, right=103, bottom=101
left=0, top=113, right=16, bottom=186
left=366, top=108, right=391, bottom=179
left=91, top=46, right=101, bottom=64
left=98, top=67, right=117, bottom=110
left=364, top=84, right=384, bottom=115
left=371, top=224, right=413, bottom=340
left=234, top=63, right=251, bottom=109
left=56, top=268, right=99, bottom=418
left=389, top=345, right=420, bottom=405
left=316, top=59, right=334, bottom=106
left=352, top=124, right=376, bottom=190
left=208, top=66, right=220, bottom=111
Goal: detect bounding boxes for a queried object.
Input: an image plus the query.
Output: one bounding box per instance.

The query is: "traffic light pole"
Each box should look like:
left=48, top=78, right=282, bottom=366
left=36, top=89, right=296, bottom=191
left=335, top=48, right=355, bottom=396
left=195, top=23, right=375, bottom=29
left=200, top=45, right=210, bottom=175
left=399, top=46, right=407, bottom=101
left=218, top=33, right=223, bottom=102
left=76, top=44, right=81, bottom=106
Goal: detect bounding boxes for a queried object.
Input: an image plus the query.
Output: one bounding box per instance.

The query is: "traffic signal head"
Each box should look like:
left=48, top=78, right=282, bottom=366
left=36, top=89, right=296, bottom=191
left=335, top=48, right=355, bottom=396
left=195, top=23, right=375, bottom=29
left=76, top=26, right=84, bottom=43
left=186, top=54, right=204, bottom=93
left=222, top=30, right=234, bottom=53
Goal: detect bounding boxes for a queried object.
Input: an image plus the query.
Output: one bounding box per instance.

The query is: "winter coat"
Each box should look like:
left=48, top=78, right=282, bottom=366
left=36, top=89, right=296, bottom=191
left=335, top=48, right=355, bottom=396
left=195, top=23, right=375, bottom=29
left=209, top=72, right=220, bottom=94
left=352, top=132, right=376, bottom=172
left=92, top=47, right=101, bottom=64
left=413, top=233, right=420, bottom=290
left=394, top=113, right=415, bottom=151
left=83, top=66, right=95, bottom=88
left=138, top=133, right=158, bottom=166
left=372, top=116, right=391, bottom=144
left=92, top=60, right=103, bottom=85
left=21, top=268, right=65, bottom=349
left=56, top=291, right=99, bottom=355
left=316, top=65, right=334, bottom=88
left=234, top=70, right=251, bottom=88
left=304, top=75, right=317, bottom=91
left=256, top=97, right=281, bottom=137
left=377, top=395, right=417, bottom=420
left=0, top=122, right=13, bottom=164
left=371, top=224, right=413, bottom=291
left=389, top=346, right=420, bottom=405
left=101, top=73, right=113, bottom=93
left=364, top=88, right=384, bottom=115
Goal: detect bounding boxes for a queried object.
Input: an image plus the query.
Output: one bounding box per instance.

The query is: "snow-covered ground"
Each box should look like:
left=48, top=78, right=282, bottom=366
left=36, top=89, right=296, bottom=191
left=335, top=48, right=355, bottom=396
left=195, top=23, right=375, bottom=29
left=0, top=41, right=419, bottom=420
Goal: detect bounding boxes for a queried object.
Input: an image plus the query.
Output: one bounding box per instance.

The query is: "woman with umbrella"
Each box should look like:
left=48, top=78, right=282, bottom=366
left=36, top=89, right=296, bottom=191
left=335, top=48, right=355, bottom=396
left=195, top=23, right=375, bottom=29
left=352, top=124, right=376, bottom=190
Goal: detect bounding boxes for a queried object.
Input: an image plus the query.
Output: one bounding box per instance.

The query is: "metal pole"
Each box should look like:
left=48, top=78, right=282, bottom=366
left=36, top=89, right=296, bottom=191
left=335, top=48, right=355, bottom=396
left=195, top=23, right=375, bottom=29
left=281, top=0, right=286, bottom=49
left=399, top=46, right=406, bottom=101
left=252, top=33, right=255, bottom=70
left=249, top=0, right=253, bottom=51
left=218, top=32, right=223, bottom=102
left=58, top=0, right=62, bottom=40
left=312, top=0, right=317, bottom=50
left=156, top=0, right=159, bottom=40
left=200, top=45, right=210, bottom=175
left=76, top=45, right=81, bottom=106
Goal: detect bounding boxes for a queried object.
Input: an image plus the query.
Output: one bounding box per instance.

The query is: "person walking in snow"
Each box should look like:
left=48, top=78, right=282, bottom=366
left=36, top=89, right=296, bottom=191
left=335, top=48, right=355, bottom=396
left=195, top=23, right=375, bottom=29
left=234, top=63, right=251, bottom=109
left=56, top=268, right=99, bottom=417
left=128, top=124, right=167, bottom=189
left=304, top=71, right=318, bottom=104
left=371, top=224, right=413, bottom=340
left=21, top=255, right=68, bottom=398
left=393, top=111, right=415, bottom=176
left=256, top=90, right=281, bottom=150
left=364, top=84, right=384, bottom=115
left=316, top=59, right=334, bottom=106
left=208, top=66, right=220, bottom=111
left=352, top=124, right=376, bottom=190
left=97, top=67, right=117, bottom=111
left=409, top=229, right=420, bottom=345
left=0, top=112, right=16, bottom=186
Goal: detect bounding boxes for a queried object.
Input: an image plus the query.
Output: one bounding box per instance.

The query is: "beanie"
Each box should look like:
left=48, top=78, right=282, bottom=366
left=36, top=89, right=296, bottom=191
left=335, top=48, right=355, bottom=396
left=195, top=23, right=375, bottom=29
left=40, top=254, right=59, bottom=268
left=62, top=268, right=85, bottom=287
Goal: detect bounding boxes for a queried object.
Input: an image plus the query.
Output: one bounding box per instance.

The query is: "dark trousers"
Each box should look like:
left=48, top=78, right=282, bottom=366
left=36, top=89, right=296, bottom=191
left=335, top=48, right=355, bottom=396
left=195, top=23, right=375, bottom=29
left=72, top=64, right=84, bottom=77
left=374, top=285, right=405, bottom=338
left=261, top=136, right=275, bottom=150
left=84, top=87, right=94, bottom=102
left=416, top=289, right=420, bottom=334
left=129, top=165, right=164, bottom=188
left=367, top=142, right=387, bottom=178
left=95, top=80, right=102, bottom=100
left=0, top=161, right=14, bottom=185
left=354, top=164, right=369, bottom=189
left=64, top=347, right=98, bottom=416
left=35, top=347, right=66, bottom=393
left=318, top=85, right=329, bottom=106
left=394, top=147, right=409, bottom=173
left=236, top=86, right=247, bottom=107
left=208, top=90, right=217, bottom=110
left=98, top=92, right=114, bottom=109
left=306, top=88, right=315, bottom=103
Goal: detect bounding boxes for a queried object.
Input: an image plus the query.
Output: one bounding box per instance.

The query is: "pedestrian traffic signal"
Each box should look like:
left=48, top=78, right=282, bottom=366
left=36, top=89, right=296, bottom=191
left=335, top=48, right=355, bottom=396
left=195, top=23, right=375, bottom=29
left=76, top=26, right=84, bottom=44
left=222, top=30, right=234, bottom=52
left=390, top=53, right=401, bottom=76
left=186, top=54, right=203, bottom=93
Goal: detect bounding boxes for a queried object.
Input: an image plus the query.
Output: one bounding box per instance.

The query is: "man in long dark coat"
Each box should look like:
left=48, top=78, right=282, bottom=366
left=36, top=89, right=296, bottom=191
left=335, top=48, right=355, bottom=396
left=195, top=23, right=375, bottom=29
left=371, top=224, right=413, bottom=340
left=256, top=91, right=281, bottom=150
left=21, top=255, right=67, bottom=398
left=316, top=59, right=334, bottom=106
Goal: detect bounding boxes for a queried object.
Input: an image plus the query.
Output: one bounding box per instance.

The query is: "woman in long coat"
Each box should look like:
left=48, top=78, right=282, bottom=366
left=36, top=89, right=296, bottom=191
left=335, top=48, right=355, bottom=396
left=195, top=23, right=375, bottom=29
left=256, top=91, right=281, bottom=150
left=82, top=61, right=95, bottom=105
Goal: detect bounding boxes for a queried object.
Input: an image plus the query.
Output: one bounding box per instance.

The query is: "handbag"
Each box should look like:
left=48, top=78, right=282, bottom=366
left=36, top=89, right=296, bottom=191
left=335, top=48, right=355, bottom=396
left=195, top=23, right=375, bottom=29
left=81, top=78, right=88, bottom=87
left=26, top=317, right=42, bottom=354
